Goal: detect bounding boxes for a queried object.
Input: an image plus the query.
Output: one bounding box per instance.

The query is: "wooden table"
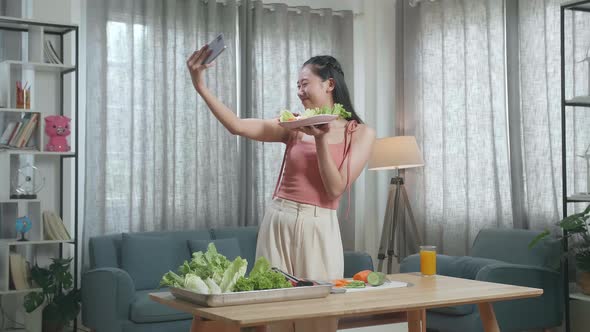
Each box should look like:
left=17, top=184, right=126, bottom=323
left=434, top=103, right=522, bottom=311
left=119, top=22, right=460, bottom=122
left=149, top=273, right=543, bottom=332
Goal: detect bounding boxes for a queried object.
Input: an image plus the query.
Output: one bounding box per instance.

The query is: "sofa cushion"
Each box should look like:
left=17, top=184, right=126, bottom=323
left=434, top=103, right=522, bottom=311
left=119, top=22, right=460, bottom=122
left=130, top=289, right=192, bottom=323
left=188, top=238, right=242, bottom=261
left=121, top=233, right=190, bottom=290
left=447, top=256, right=505, bottom=280
left=89, top=233, right=122, bottom=269
left=343, top=251, right=374, bottom=278
left=471, top=228, right=561, bottom=268
left=430, top=304, right=475, bottom=316
left=429, top=256, right=505, bottom=317
left=211, top=226, right=258, bottom=273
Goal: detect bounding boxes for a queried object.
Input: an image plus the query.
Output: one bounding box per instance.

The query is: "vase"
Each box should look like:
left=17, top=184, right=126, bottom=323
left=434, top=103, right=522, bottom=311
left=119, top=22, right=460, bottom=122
left=577, top=271, right=590, bottom=295
left=42, top=320, right=64, bottom=332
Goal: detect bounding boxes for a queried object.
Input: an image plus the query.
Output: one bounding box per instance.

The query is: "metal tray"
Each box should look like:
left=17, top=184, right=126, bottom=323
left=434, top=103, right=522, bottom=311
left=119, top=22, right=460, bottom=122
left=170, top=284, right=332, bottom=307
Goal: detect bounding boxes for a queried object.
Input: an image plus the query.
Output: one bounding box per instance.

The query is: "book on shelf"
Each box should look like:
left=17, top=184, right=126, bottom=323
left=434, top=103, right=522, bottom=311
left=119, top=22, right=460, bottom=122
left=0, top=121, right=18, bottom=145
left=43, top=40, right=62, bottom=65
left=0, top=113, right=39, bottom=149
left=43, top=210, right=71, bottom=240
left=9, top=253, right=31, bottom=290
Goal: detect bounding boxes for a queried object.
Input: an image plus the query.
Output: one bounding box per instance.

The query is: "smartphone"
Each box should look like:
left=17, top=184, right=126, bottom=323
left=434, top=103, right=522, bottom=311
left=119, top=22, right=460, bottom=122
left=203, top=33, right=226, bottom=65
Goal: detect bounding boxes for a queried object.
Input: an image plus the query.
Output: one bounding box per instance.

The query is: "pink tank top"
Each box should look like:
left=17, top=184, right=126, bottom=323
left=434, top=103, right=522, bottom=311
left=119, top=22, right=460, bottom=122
left=273, top=120, right=359, bottom=215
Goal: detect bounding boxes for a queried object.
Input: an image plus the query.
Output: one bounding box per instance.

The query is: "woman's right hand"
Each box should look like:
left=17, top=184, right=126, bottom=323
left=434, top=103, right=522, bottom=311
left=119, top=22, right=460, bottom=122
left=186, top=45, right=214, bottom=93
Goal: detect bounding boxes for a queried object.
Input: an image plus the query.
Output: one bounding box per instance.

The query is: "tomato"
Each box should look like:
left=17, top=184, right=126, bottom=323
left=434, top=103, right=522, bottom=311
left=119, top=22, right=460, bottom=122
left=353, top=270, right=372, bottom=283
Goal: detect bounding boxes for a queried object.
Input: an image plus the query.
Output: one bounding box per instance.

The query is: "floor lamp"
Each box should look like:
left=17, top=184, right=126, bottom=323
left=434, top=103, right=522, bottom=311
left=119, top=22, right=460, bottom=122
left=368, top=136, right=425, bottom=274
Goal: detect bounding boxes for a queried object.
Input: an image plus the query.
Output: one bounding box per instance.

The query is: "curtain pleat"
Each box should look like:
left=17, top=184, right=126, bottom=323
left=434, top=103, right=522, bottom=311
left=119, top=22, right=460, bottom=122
left=404, top=0, right=512, bottom=256
left=83, top=0, right=354, bottom=267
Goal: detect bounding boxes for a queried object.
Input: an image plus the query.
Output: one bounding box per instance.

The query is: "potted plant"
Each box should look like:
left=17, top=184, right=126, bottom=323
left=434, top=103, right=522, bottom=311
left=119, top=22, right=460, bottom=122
left=23, top=258, right=81, bottom=332
left=530, top=204, right=590, bottom=294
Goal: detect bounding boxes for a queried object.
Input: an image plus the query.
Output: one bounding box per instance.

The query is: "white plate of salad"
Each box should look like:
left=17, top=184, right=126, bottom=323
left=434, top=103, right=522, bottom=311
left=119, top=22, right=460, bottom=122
left=278, top=103, right=351, bottom=130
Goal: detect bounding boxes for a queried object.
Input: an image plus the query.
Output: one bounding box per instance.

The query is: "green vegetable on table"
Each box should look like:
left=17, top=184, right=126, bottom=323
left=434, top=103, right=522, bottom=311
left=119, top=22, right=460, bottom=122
left=159, top=243, right=291, bottom=294
left=233, top=256, right=293, bottom=292
left=367, top=272, right=386, bottom=287
left=344, top=280, right=366, bottom=288
left=279, top=103, right=351, bottom=122
left=160, top=243, right=247, bottom=294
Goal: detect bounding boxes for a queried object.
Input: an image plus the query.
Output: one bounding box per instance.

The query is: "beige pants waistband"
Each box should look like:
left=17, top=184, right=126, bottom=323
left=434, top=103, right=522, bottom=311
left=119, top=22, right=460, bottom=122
left=271, top=198, right=336, bottom=218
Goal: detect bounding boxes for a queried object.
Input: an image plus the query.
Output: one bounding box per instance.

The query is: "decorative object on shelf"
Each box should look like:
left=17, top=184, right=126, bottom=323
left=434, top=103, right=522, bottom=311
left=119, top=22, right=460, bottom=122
left=44, top=115, right=71, bottom=152
left=368, top=136, right=425, bottom=273
left=578, top=142, right=590, bottom=195
left=10, top=163, right=45, bottom=199
left=15, top=215, right=32, bottom=241
left=43, top=40, right=62, bottom=65
left=529, top=204, right=590, bottom=294
left=42, top=210, right=71, bottom=240
left=15, top=80, right=31, bottom=109
left=24, top=258, right=81, bottom=332
left=9, top=253, right=31, bottom=290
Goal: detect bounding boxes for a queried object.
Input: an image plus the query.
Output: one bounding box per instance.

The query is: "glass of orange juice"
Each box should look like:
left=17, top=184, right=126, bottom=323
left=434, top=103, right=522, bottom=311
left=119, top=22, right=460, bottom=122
left=420, top=245, right=437, bottom=276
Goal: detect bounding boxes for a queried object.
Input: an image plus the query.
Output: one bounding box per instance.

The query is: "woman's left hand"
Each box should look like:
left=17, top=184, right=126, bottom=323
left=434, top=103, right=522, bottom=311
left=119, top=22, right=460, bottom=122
left=296, top=124, right=330, bottom=138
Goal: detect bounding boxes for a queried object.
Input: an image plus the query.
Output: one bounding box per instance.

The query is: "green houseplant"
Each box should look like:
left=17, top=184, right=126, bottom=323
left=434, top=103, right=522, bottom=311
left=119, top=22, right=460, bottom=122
left=23, top=258, right=81, bottom=332
left=530, top=204, right=590, bottom=294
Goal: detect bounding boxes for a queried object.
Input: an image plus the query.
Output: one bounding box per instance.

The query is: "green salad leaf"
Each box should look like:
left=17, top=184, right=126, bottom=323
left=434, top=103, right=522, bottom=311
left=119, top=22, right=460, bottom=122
left=219, top=257, right=248, bottom=293
left=233, top=257, right=293, bottom=292
left=278, top=103, right=351, bottom=122
left=184, top=275, right=209, bottom=293
left=177, top=243, right=231, bottom=285
left=160, top=245, right=293, bottom=294
left=279, top=110, right=296, bottom=122
left=160, top=243, right=247, bottom=294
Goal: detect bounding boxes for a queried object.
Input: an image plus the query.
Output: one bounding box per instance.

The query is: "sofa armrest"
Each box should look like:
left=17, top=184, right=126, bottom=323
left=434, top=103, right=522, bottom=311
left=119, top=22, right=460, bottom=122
left=476, top=263, right=563, bottom=330
left=82, top=267, right=135, bottom=332
left=343, top=251, right=374, bottom=278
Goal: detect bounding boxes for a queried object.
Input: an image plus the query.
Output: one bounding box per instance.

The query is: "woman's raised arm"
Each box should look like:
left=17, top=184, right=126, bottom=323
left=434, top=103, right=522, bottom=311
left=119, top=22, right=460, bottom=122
left=187, top=46, right=290, bottom=143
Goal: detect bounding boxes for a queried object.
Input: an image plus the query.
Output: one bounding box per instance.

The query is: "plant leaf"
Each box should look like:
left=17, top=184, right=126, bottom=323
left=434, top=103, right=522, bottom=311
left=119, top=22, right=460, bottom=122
left=528, top=230, right=550, bottom=249
left=24, top=292, right=44, bottom=313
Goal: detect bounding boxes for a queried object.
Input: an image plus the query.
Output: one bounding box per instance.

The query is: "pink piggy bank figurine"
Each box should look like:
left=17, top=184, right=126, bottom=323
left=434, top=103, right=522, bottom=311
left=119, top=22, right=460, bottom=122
left=45, top=115, right=71, bottom=152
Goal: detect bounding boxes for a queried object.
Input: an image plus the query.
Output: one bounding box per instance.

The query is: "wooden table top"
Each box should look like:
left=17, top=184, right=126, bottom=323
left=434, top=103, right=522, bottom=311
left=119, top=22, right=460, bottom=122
left=149, top=273, right=543, bottom=327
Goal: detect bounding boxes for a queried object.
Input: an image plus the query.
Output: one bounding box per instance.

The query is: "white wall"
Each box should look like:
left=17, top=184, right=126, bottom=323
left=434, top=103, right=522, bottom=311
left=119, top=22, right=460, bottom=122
left=31, top=0, right=72, bottom=23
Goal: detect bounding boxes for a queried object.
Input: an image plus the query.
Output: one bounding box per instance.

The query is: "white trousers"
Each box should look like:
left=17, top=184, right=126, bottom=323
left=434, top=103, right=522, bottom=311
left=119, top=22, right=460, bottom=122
left=255, top=198, right=344, bottom=332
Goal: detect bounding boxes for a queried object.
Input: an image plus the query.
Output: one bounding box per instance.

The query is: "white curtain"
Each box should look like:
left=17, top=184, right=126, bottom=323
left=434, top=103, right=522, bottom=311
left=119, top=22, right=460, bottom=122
left=83, top=0, right=241, bottom=253
left=518, top=0, right=590, bottom=229
left=83, top=0, right=355, bottom=265
left=403, top=0, right=513, bottom=256
left=246, top=1, right=355, bottom=246
left=352, top=0, right=399, bottom=266
left=400, top=0, right=590, bottom=257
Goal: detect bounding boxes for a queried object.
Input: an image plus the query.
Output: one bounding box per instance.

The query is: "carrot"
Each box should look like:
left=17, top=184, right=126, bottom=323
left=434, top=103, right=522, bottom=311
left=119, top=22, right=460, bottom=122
left=353, top=270, right=372, bottom=283
left=331, top=279, right=350, bottom=288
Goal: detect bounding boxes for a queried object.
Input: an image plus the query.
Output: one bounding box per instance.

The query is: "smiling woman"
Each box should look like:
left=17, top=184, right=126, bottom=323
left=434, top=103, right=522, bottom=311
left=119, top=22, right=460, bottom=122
left=187, top=50, right=375, bottom=332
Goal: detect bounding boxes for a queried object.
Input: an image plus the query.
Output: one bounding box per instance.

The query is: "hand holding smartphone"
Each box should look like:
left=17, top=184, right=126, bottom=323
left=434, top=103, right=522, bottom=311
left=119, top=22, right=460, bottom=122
left=203, top=33, right=226, bottom=65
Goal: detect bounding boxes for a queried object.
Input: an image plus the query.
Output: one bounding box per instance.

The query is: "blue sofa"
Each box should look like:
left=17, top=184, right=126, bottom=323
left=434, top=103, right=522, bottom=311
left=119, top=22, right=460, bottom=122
left=400, top=228, right=563, bottom=332
left=81, top=226, right=374, bottom=332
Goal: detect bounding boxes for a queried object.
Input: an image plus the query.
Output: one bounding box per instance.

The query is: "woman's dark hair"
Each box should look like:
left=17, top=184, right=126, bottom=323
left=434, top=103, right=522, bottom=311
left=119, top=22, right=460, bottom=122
left=303, top=55, right=363, bottom=124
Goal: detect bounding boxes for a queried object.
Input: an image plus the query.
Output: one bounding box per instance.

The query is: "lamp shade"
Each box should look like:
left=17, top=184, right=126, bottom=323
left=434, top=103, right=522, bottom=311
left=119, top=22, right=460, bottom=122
left=368, top=136, right=425, bottom=170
